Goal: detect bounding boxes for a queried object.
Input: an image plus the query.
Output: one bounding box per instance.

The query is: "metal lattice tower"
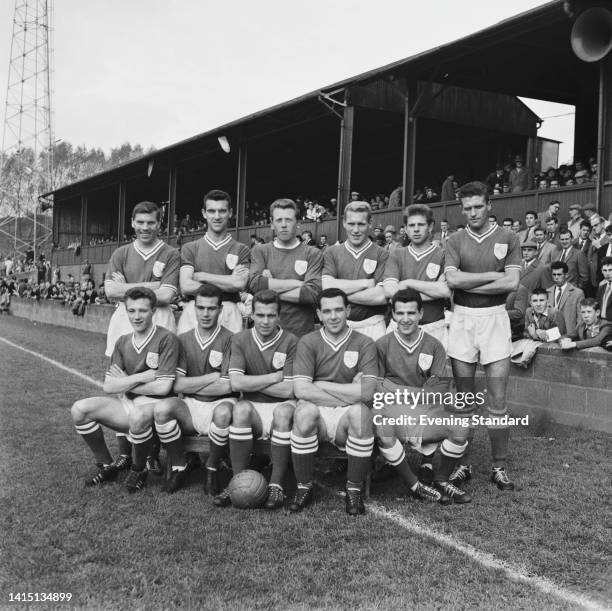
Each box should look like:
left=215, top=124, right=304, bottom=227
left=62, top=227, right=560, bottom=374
left=0, top=0, right=54, bottom=258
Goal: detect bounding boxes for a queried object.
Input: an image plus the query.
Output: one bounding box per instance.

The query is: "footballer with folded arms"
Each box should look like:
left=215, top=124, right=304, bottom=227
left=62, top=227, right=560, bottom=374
left=249, top=198, right=323, bottom=338
left=321, top=201, right=388, bottom=340
left=375, top=289, right=471, bottom=504
left=290, top=288, right=378, bottom=515
left=444, top=181, right=521, bottom=491
left=383, top=204, right=450, bottom=350
left=178, top=190, right=250, bottom=334
left=71, top=287, right=180, bottom=492
left=214, top=290, right=299, bottom=509
left=153, top=283, right=236, bottom=494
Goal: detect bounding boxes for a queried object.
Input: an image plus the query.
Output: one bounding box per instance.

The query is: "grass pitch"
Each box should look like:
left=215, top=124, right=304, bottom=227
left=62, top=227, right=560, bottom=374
left=0, top=316, right=610, bottom=610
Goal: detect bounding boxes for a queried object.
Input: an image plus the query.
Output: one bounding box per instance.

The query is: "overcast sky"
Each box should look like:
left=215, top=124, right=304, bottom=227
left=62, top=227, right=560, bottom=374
left=0, top=0, right=574, bottom=162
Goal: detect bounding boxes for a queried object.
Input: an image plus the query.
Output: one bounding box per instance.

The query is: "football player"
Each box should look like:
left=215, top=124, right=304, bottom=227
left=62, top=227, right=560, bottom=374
left=71, top=287, right=180, bottom=492
left=375, top=289, right=471, bottom=504
left=249, top=198, right=323, bottom=337
left=290, top=288, right=378, bottom=515
left=153, top=283, right=236, bottom=494
left=383, top=203, right=450, bottom=350
left=104, top=201, right=180, bottom=473
left=445, top=181, right=521, bottom=490
left=214, top=290, right=299, bottom=509
left=321, top=201, right=388, bottom=340
left=178, top=189, right=250, bottom=334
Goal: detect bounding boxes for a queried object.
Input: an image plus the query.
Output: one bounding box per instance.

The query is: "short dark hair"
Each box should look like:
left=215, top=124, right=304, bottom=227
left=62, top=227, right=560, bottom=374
left=580, top=221, right=591, bottom=230
left=203, top=189, right=232, bottom=207
left=195, top=282, right=223, bottom=306
left=457, top=181, right=490, bottom=203
left=545, top=216, right=558, bottom=225
left=489, top=214, right=497, bottom=222
left=317, top=287, right=348, bottom=309
left=534, top=227, right=545, bottom=235
left=579, top=297, right=599, bottom=310
left=503, top=217, right=513, bottom=224
left=124, top=286, right=157, bottom=308
left=558, top=228, right=572, bottom=239
left=525, top=210, right=537, bottom=218
left=253, top=289, right=281, bottom=314
left=392, top=288, right=423, bottom=312
left=551, top=261, right=568, bottom=274
left=601, top=256, right=612, bottom=268
left=530, top=287, right=548, bottom=298
left=132, top=201, right=161, bottom=221
left=405, top=203, right=434, bottom=225
left=270, top=198, right=298, bottom=218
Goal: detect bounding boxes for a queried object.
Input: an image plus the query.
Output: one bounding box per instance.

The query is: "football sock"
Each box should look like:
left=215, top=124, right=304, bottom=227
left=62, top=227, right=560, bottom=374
left=75, top=421, right=113, bottom=465
left=270, top=430, right=291, bottom=487
left=379, top=440, right=418, bottom=488
left=115, top=433, right=132, bottom=456
left=130, top=427, right=153, bottom=471
left=290, top=432, right=318, bottom=485
left=155, top=419, right=185, bottom=469
left=229, top=426, right=253, bottom=474
left=346, top=435, right=374, bottom=484
left=433, top=439, right=468, bottom=483
left=488, top=427, right=509, bottom=467
left=207, top=423, right=229, bottom=470
left=149, top=430, right=161, bottom=459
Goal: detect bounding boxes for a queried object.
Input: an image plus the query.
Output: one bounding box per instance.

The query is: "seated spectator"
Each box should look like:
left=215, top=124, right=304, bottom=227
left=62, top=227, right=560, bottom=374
left=559, top=298, right=612, bottom=350
left=424, top=186, right=439, bottom=203
left=502, top=217, right=513, bottom=231
left=485, top=165, right=506, bottom=193
left=95, top=284, right=110, bottom=305
left=510, top=287, right=566, bottom=367
left=547, top=261, right=584, bottom=336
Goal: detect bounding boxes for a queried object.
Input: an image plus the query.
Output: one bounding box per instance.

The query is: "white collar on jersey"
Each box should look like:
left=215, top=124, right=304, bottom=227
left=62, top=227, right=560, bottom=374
left=343, top=240, right=371, bottom=259
left=133, top=240, right=164, bottom=261
left=195, top=325, right=221, bottom=351
left=465, top=224, right=499, bottom=244
left=204, top=233, right=232, bottom=251
left=251, top=327, right=283, bottom=351
left=320, top=326, right=352, bottom=352
left=407, top=243, right=436, bottom=261
left=132, top=324, right=157, bottom=354
left=273, top=238, right=301, bottom=250
left=393, top=328, right=424, bottom=354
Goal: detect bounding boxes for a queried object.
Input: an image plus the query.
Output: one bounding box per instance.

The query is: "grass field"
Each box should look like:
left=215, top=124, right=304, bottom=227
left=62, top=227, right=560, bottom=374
left=0, top=315, right=610, bottom=610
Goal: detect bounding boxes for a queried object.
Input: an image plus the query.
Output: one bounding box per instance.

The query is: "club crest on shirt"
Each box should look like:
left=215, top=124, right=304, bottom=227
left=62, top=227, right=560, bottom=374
left=272, top=351, right=287, bottom=369
left=226, top=253, right=238, bottom=270
left=418, top=352, right=433, bottom=371
left=294, top=260, right=308, bottom=276
left=152, top=260, right=165, bottom=278
left=363, top=258, right=377, bottom=275
left=209, top=350, right=223, bottom=368
left=146, top=351, right=159, bottom=369
left=343, top=350, right=358, bottom=368
left=425, top=262, right=440, bottom=279
left=494, top=243, right=508, bottom=260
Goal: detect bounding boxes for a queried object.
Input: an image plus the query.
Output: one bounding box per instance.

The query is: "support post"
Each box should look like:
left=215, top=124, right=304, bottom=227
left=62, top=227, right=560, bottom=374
left=168, top=168, right=177, bottom=237
left=336, top=104, right=354, bottom=242
left=80, top=193, right=88, bottom=248
left=237, top=143, right=248, bottom=229
left=597, top=55, right=612, bottom=213
left=402, top=83, right=418, bottom=215
left=118, top=181, right=126, bottom=242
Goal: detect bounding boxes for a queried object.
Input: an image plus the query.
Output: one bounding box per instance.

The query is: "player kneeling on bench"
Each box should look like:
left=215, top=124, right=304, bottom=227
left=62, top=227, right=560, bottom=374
left=290, top=288, right=379, bottom=515
left=153, top=283, right=236, bottom=494
left=213, top=290, right=299, bottom=509
left=71, top=287, right=180, bottom=492
left=375, top=289, right=471, bottom=504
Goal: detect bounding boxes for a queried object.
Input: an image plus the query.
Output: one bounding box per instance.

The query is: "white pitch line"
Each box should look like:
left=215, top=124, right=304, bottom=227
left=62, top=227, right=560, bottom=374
left=2, top=334, right=608, bottom=610
left=321, top=491, right=609, bottom=610
left=0, top=336, right=103, bottom=389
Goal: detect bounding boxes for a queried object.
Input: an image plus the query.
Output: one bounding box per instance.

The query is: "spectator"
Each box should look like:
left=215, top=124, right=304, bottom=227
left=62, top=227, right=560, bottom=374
left=440, top=174, right=455, bottom=201
left=318, top=234, right=328, bottom=252
left=388, top=186, right=402, bottom=208
left=520, top=241, right=547, bottom=292
left=485, top=165, right=506, bottom=193
left=512, top=219, right=522, bottom=234
left=398, top=226, right=410, bottom=247
left=4, top=255, right=13, bottom=276
left=301, top=230, right=316, bottom=248
left=95, top=284, right=110, bottom=305
left=519, top=210, right=538, bottom=243
left=544, top=216, right=562, bottom=248
left=559, top=298, right=612, bottom=350
left=547, top=261, right=584, bottom=336
left=537, top=201, right=560, bottom=228
left=506, top=283, right=529, bottom=340
left=597, top=257, right=612, bottom=323
left=554, top=229, right=589, bottom=291
left=573, top=221, right=592, bottom=254
left=502, top=218, right=513, bottom=231
left=424, top=186, right=438, bottom=203
left=567, top=204, right=584, bottom=239
left=509, top=156, right=530, bottom=192
left=383, top=225, right=400, bottom=251
left=433, top=219, right=452, bottom=248
left=488, top=215, right=498, bottom=229
left=590, top=217, right=611, bottom=287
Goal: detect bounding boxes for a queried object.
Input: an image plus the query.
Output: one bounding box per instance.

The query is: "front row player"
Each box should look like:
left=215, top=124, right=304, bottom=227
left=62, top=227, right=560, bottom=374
left=217, top=290, right=299, bottom=509
left=290, top=288, right=379, bottom=515
left=374, top=289, right=471, bottom=504
left=71, top=287, right=179, bottom=492
left=153, top=283, right=236, bottom=494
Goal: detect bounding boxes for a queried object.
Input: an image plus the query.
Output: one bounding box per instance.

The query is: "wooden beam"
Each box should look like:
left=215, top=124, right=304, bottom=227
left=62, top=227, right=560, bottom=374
left=117, top=181, right=126, bottom=242
left=167, top=168, right=177, bottom=237
left=80, top=193, right=88, bottom=247
left=402, top=82, right=418, bottom=213
left=336, top=104, right=354, bottom=241
left=236, top=143, right=248, bottom=228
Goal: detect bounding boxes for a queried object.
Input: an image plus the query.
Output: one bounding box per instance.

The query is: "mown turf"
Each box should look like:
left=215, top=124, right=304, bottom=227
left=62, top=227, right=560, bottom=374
left=0, top=315, right=610, bottom=610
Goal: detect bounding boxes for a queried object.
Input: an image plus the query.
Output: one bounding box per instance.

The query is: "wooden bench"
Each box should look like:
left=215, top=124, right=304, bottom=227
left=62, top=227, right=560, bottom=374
left=182, top=435, right=372, bottom=497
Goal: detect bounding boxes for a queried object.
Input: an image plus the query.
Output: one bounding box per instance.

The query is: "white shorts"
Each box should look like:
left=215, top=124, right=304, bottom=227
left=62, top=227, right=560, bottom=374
left=177, top=300, right=242, bottom=335
left=447, top=304, right=512, bottom=365
left=348, top=314, right=386, bottom=341
left=118, top=395, right=162, bottom=440
left=105, top=303, right=176, bottom=356
left=387, top=317, right=449, bottom=352
left=317, top=404, right=356, bottom=446
left=237, top=400, right=296, bottom=440
left=183, top=396, right=237, bottom=436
